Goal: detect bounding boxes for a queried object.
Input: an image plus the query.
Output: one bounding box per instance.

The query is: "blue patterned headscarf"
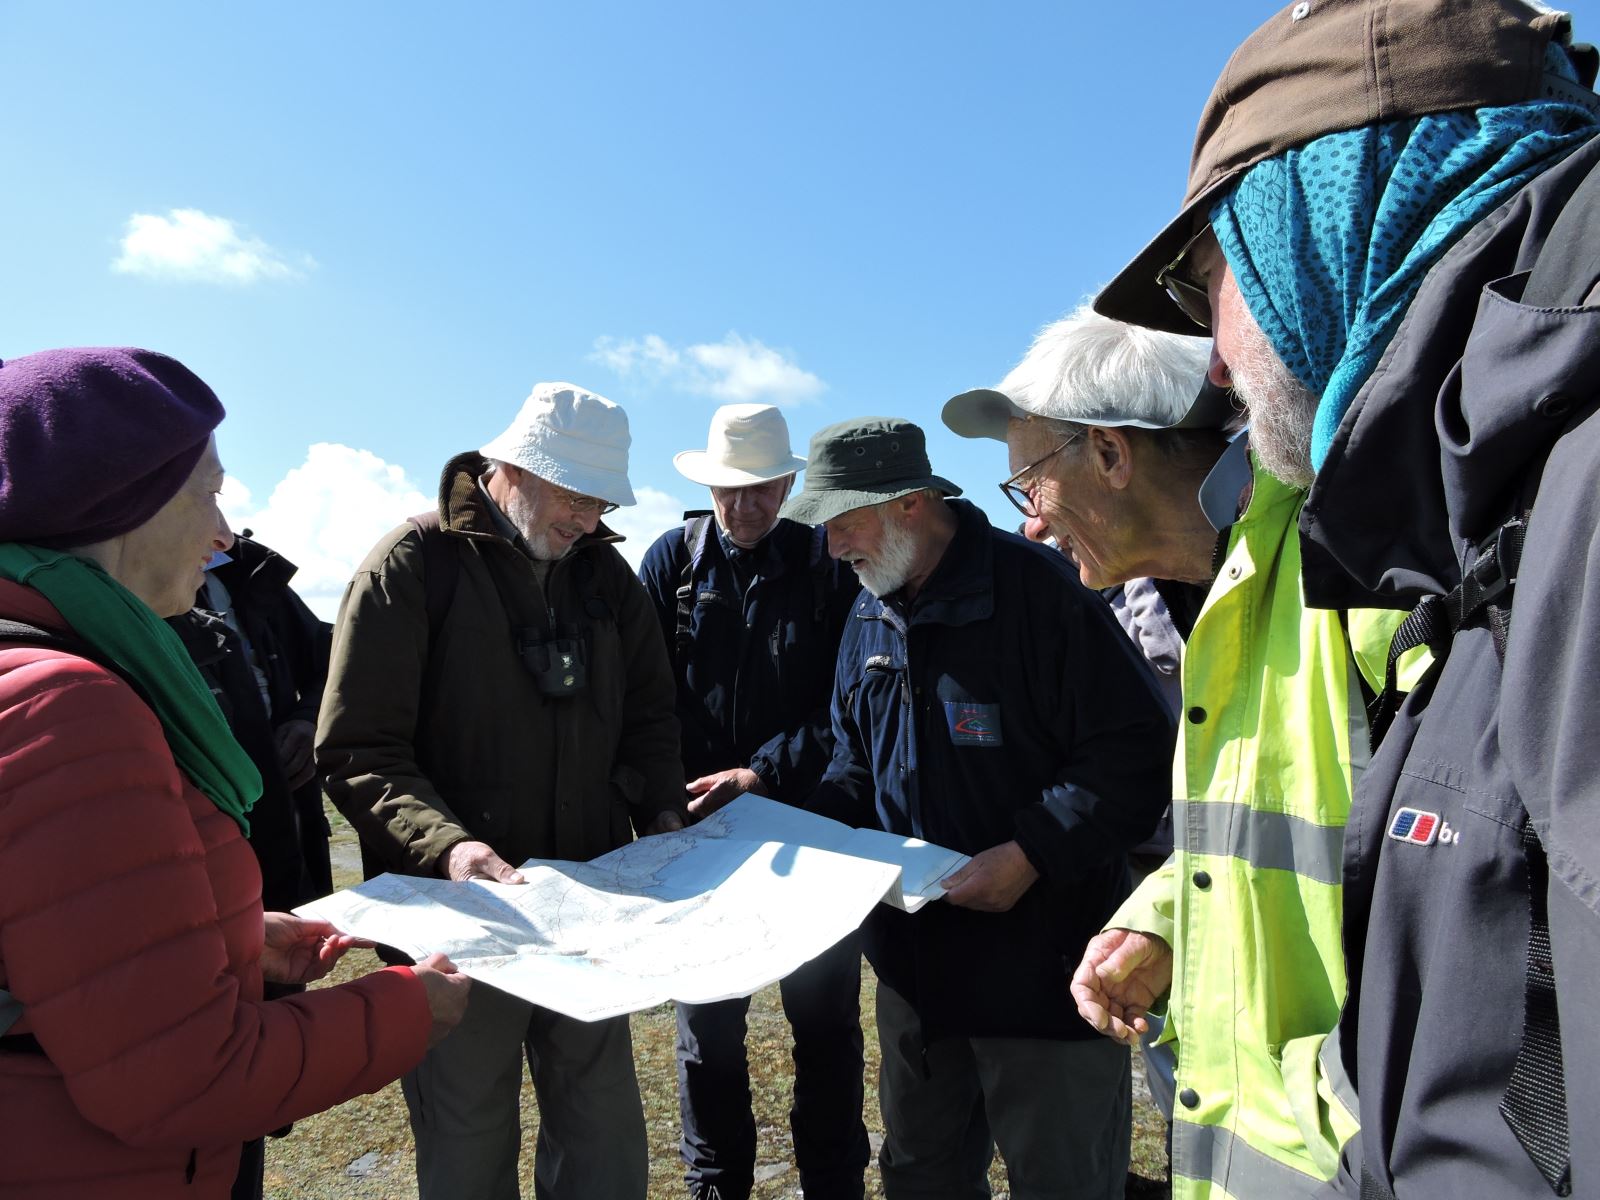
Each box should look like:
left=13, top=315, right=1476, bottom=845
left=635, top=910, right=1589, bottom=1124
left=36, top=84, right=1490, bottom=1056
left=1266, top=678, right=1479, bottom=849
left=1210, top=47, right=1598, bottom=471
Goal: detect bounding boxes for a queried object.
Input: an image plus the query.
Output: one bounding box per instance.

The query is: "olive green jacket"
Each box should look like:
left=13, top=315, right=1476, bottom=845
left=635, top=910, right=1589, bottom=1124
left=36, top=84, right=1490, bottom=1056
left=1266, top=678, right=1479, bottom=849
left=317, top=453, right=686, bottom=876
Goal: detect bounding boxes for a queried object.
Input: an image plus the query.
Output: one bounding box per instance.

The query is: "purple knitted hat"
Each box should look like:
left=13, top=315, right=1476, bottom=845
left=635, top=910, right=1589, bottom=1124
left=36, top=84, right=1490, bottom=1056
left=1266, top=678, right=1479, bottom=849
left=0, top=348, right=225, bottom=549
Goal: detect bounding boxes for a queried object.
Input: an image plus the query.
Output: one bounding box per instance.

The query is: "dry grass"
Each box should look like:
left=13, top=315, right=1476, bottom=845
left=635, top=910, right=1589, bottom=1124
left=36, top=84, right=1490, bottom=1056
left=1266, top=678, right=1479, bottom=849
left=263, top=813, right=1169, bottom=1199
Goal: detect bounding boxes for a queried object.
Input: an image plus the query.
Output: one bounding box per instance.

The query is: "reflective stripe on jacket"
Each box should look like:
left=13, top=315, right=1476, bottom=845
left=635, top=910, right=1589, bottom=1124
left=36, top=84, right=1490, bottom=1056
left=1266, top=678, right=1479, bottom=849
left=1112, top=461, right=1407, bottom=1200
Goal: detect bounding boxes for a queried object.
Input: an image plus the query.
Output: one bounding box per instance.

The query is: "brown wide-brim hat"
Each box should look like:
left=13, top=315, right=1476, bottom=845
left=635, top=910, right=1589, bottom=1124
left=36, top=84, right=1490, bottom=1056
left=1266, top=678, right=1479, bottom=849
left=1095, top=0, right=1594, bottom=335
left=779, top=417, right=962, bottom=526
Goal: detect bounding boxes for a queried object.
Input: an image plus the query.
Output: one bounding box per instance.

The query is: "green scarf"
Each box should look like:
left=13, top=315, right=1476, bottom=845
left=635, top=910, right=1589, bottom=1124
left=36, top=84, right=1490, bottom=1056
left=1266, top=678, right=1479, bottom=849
left=0, top=543, right=261, bottom=832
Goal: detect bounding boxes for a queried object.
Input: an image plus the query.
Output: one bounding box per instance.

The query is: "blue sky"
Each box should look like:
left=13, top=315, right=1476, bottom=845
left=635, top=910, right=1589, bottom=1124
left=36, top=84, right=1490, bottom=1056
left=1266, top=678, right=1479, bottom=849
left=4, top=1, right=1304, bottom=614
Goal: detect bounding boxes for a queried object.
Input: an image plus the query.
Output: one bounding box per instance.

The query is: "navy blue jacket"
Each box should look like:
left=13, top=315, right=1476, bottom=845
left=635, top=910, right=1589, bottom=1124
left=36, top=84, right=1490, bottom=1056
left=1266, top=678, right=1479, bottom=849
left=816, top=500, right=1175, bottom=1042
left=639, top=516, right=858, bottom=804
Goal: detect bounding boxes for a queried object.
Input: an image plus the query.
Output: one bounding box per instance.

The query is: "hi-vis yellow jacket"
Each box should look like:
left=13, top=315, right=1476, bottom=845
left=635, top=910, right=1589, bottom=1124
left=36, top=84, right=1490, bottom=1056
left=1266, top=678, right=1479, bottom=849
left=1111, top=461, right=1417, bottom=1200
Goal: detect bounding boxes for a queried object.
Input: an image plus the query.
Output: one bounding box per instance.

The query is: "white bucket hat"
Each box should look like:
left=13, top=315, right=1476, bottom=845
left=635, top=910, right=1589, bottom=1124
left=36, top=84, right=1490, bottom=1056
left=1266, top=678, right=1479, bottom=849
left=673, top=403, right=807, bottom=488
left=480, top=381, right=636, bottom=506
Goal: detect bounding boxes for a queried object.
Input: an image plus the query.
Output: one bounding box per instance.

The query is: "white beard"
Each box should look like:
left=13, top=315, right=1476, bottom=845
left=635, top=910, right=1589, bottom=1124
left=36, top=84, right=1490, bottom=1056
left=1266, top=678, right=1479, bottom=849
left=855, top=512, right=920, bottom=597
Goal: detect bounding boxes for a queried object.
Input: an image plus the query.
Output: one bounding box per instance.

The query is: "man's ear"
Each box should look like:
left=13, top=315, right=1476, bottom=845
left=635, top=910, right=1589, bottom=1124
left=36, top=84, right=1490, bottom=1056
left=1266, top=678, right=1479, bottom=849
left=1090, top=427, right=1135, bottom=491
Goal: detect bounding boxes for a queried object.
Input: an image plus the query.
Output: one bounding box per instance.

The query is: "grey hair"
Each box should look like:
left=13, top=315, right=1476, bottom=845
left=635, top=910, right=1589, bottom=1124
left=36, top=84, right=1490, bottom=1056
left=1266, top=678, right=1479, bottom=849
left=998, top=302, right=1210, bottom=429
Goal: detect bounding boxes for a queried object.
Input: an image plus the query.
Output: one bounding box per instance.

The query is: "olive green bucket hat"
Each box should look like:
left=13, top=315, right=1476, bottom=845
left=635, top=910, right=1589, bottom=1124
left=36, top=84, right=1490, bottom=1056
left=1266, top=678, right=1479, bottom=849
left=779, top=417, right=962, bottom=525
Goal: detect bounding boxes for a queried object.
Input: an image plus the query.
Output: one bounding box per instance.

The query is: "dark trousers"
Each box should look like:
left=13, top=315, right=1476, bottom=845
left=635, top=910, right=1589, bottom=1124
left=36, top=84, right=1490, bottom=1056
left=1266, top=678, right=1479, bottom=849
left=675, top=931, right=868, bottom=1200
left=231, top=1140, right=263, bottom=1200
left=875, top=980, right=1131, bottom=1200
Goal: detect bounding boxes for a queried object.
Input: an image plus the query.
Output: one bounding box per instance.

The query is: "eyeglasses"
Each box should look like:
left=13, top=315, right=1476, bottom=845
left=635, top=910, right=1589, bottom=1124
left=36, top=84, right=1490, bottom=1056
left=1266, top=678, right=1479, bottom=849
left=1157, top=225, right=1214, bottom=331
left=998, top=434, right=1080, bottom=519
left=550, top=485, right=619, bottom=516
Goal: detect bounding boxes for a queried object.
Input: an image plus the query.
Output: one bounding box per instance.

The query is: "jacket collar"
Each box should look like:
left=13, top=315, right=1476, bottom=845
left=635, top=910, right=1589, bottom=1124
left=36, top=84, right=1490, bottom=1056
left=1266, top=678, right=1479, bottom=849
left=438, top=452, right=622, bottom=552
left=859, top=499, right=996, bottom=630
left=712, top=517, right=808, bottom=582
left=209, top=535, right=298, bottom=598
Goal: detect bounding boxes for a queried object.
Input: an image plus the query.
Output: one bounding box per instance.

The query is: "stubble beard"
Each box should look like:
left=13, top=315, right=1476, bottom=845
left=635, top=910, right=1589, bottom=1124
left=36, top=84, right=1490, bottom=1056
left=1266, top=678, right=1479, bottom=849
left=505, top=488, right=574, bottom=562
left=1229, top=316, right=1320, bottom=490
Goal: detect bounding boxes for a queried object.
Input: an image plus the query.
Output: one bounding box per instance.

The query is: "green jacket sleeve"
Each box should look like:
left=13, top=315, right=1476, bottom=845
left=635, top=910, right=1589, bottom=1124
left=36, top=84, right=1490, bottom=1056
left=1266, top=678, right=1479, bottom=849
left=315, top=527, right=472, bottom=876
left=1108, top=854, right=1178, bottom=947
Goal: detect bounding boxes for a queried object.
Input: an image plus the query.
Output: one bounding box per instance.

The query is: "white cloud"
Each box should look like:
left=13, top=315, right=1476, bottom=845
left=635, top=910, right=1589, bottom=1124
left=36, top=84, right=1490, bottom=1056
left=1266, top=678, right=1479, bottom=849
left=606, top=485, right=690, bottom=569
left=591, top=331, right=825, bottom=407
left=113, top=208, right=313, bottom=284
left=226, top=444, right=430, bottom=620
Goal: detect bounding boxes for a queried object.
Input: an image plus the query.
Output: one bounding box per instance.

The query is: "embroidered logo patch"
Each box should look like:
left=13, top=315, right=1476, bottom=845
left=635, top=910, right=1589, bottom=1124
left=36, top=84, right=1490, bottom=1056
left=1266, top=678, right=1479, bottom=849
left=944, top=701, right=1002, bottom=747
left=1387, top=807, right=1440, bottom=845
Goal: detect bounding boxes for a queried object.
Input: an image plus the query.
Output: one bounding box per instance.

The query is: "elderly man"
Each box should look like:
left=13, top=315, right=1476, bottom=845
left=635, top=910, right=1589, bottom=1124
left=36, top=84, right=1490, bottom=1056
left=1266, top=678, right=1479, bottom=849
left=318, top=382, right=687, bottom=1200
left=638, top=403, right=867, bottom=1200
left=947, top=305, right=1412, bottom=1200
left=1094, top=1, right=1600, bottom=1195
left=782, top=417, right=1173, bottom=1200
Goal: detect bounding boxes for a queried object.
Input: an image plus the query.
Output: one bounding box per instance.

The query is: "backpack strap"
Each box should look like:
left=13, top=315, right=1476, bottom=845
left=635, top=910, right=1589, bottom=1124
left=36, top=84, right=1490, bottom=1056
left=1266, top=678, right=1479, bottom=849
left=407, top=511, right=460, bottom=647
left=1368, top=515, right=1527, bottom=744
left=674, top=513, right=716, bottom=666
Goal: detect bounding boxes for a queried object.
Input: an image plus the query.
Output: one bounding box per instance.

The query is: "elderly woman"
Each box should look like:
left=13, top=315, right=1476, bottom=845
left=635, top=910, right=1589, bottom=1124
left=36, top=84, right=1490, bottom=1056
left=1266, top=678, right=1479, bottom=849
left=0, top=348, right=470, bottom=1199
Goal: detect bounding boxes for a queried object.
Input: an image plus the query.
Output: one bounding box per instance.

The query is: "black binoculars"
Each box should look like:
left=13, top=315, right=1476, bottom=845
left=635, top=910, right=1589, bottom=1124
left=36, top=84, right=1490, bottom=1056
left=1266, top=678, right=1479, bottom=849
left=517, top=629, right=588, bottom=698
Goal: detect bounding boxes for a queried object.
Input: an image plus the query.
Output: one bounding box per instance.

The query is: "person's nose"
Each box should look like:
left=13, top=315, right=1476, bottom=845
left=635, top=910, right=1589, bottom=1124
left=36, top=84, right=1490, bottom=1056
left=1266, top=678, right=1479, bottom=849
left=1022, top=512, right=1052, bottom=544
left=214, top=511, right=236, bottom=554
left=823, top=522, right=847, bottom=560
left=1208, top=343, right=1233, bottom=388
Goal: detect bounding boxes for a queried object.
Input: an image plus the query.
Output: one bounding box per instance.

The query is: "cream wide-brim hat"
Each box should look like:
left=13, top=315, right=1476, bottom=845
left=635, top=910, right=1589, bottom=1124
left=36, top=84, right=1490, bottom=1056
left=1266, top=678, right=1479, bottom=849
left=673, top=403, right=807, bottom=488
left=480, top=381, right=636, bottom=506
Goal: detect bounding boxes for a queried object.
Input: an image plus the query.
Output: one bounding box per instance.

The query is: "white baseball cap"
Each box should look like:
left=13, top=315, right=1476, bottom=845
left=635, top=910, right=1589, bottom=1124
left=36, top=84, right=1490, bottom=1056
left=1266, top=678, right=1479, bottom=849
left=480, top=381, right=636, bottom=506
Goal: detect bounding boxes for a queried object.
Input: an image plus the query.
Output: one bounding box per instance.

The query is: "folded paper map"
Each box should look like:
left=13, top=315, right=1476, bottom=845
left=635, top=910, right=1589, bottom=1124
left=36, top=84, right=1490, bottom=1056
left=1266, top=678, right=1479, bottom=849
left=298, top=794, right=969, bottom=1022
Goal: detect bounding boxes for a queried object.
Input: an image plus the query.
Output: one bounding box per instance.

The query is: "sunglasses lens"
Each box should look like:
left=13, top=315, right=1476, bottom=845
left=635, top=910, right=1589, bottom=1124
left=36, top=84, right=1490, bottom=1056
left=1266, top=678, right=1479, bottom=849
left=1162, top=276, right=1210, bottom=330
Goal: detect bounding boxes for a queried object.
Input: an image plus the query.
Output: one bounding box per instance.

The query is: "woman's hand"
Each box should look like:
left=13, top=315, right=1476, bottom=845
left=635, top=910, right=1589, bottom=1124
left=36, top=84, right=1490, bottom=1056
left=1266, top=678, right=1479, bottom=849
left=260, top=912, right=373, bottom=985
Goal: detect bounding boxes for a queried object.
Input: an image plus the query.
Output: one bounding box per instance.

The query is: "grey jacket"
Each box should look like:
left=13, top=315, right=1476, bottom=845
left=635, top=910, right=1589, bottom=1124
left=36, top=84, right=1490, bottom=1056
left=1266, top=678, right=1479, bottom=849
left=1300, top=133, right=1600, bottom=1198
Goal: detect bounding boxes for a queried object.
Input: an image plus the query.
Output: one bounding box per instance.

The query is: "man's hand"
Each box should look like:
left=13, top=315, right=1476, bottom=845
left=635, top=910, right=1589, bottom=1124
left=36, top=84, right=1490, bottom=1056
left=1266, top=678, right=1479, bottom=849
left=274, top=719, right=318, bottom=790
left=441, top=840, right=526, bottom=884
left=260, top=912, right=373, bottom=985
left=685, top=767, right=766, bottom=819
left=939, top=840, right=1039, bottom=912
left=642, top=809, right=686, bottom=836
left=1070, top=928, right=1173, bottom=1046
left=412, top=952, right=472, bottom=1047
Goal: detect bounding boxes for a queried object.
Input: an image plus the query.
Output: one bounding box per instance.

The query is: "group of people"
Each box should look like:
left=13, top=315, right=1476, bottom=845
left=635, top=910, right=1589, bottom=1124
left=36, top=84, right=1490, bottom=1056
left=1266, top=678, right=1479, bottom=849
left=2, top=1, right=1599, bottom=1198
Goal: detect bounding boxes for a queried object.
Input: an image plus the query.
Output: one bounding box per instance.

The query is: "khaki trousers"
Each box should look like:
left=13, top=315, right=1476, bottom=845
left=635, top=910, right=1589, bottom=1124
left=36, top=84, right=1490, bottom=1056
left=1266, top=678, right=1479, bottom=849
left=401, top=981, right=647, bottom=1200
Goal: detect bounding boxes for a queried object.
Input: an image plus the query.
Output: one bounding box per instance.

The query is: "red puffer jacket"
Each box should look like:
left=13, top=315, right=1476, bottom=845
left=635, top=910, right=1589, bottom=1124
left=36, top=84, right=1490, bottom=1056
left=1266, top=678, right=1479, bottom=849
left=0, top=581, right=431, bottom=1199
